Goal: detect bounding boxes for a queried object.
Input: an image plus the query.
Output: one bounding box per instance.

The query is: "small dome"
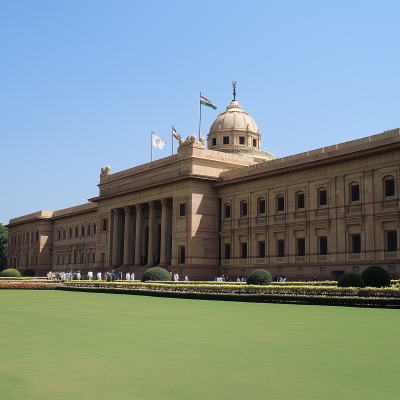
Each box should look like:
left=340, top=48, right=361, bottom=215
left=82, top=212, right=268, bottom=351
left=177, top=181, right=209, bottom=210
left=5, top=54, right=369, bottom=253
left=209, top=100, right=259, bottom=134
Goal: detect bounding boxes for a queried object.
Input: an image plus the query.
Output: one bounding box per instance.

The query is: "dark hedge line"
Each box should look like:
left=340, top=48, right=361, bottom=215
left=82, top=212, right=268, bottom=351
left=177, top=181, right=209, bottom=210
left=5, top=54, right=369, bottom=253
left=56, top=286, right=400, bottom=308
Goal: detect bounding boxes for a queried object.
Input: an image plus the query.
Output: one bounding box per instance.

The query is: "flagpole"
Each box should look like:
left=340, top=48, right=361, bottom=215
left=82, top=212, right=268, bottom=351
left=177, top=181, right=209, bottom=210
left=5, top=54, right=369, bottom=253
left=199, top=91, right=201, bottom=138
left=172, top=125, right=173, bottom=155
left=151, top=131, right=153, bottom=162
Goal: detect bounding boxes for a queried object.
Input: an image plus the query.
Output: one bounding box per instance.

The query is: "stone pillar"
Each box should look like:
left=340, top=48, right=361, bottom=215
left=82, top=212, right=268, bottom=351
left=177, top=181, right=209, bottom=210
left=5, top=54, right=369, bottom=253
left=134, top=204, right=142, bottom=266
left=147, top=201, right=155, bottom=267
left=122, top=206, right=132, bottom=267
left=160, top=199, right=168, bottom=267
left=112, top=209, right=121, bottom=268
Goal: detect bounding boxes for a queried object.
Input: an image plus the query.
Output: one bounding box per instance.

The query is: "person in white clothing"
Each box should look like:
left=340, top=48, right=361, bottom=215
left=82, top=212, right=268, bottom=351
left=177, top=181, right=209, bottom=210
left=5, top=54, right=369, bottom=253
left=126, top=272, right=131, bottom=281
left=97, top=272, right=102, bottom=280
left=88, top=271, right=93, bottom=281
left=174, top=271, right=179, bottom=281
left=131, top=273, right=135, bottom=281
left=184, top=275, right=188, bottom=281
left=77, top=272, right=81, bottom=280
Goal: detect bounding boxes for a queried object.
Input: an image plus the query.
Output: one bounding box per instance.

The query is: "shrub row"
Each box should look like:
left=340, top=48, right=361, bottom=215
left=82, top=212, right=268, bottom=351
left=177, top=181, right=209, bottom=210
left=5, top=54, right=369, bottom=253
left=0, top=282, right=61, bottom=290
left=56, top=287, right=400, bottom=308
left=62, top=281, right=400, bottom=298
left=147, top=280, right=339, bottom=286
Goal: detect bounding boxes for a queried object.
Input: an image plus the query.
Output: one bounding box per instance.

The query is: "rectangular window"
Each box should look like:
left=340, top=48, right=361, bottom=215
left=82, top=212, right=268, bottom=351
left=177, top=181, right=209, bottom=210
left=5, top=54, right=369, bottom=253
left=225, top=205, right=231, bottom=218
left=297, top=267, right=303, bottom=274
left=179, top=203, right=186, bottom=217
left=388, top=265, right=396, bottom=273
left=320, top=237, right=328, bottom=255
left=241, top=202, right=248, bottom=217
left=298, top=238, right=305, bottom=256
left=277, top=240, right=284, bottom=257
left=225, top=243, right=231, bottom=260
left=259, top=199, right=266, bottom=214
left=36, top=231, right=39, bottom=241
left=241, top=243, right=248, bottom=259
left=319, top=190, right=327, bottom=206
left=58, top=231, right=60, bottom=240
left=223, top=136, right=229, bottom=144
left=75, top=227, right=78, bottom=237
left=277, top=197, right=284, bottom=212
left=179, top=246, right=186, bottom=264
left=92, top=253, right=95, bottom=263
left=320, top=267, right=326, bottom=273
left=102, top=219, right=107, bottom=232
left=297, top=193, right=305, bottom=209
left=259, top=241, right=266, bottom=258
left=253, top=138, right=257, bottom=147
left=239, top=137, right=245, bottom=145
left=212, top=138, right=216, bottom=146
left=385, top=179, right=395, bottom=197
left=69, top=228, right=72, bottom=238
left=81, top=226, right=85, bottom=236
left=93, top=224, right=96, bottom=234
left=387, top=231, right=397, bottom=252
left=87, top=225, right=91, bottom=236
left=352, top=234, right=361, bottom=253
left=63, top=230, right=66, bottom=239
left=352, top=266, right=359, bottom=273
left=351, top=185, right=360, bottom=202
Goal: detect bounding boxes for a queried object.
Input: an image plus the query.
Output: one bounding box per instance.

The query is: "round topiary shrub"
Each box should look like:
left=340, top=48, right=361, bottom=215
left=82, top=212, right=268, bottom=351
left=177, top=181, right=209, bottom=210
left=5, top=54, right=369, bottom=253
left=22, top=269, right=35, bottom=277
left=247, top=269, right=272, bottom=286
left=141, top=267, right=171, bottom=282
left=361, top=265, right=391, bottom=287
left=0, top=268, right=21, bottom=278
left=338, top=272, right=365, bottom=288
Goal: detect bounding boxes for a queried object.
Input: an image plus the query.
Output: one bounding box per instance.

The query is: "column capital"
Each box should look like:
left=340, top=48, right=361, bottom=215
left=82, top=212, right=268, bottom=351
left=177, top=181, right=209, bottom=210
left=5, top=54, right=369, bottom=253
left=114, top=208, right=121, bottom=215
left=161, top=198, right=168, bottom=207
left=136, top=204, right=142, bottom=212
left=148, top=201, right=155, bottom=209
left=124, top=206, right=132, bottom=213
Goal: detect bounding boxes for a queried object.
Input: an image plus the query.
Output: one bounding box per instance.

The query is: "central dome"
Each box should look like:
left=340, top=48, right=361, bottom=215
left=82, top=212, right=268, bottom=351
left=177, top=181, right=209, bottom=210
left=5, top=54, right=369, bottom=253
left=209, top=100, right=259, bottom=133
left=207, top=98, right=275, bottom=162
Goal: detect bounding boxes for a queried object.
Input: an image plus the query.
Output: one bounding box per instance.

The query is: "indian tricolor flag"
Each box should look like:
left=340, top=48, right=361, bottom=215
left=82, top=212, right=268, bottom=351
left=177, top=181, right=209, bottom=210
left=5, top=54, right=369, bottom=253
left=200, top=95, right=217, bottom=110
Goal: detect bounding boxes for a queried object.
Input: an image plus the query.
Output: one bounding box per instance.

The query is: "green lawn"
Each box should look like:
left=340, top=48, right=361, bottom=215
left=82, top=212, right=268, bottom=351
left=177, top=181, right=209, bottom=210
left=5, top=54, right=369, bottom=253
left=0, top=291, right=399, bottom=399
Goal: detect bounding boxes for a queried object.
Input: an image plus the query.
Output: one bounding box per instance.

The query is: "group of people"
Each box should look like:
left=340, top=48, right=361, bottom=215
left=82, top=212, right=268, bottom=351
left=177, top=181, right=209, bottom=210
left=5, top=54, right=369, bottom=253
left=213, top=275, right=247, bottom=282
left=273, top=275, right=287, bottom=282
left=168, top=270, right=189, bottom=281
left=47, top=270, right=136, bottom=281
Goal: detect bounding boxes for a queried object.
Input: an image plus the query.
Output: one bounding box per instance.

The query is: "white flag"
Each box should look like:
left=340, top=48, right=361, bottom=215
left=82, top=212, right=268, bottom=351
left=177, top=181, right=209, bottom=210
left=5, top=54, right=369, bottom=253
left=152, top=132, right=167, bottom=150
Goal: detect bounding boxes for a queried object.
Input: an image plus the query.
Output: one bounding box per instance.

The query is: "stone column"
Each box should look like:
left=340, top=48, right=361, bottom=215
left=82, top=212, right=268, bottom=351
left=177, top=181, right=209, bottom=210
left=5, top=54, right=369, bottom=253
left=160, top=199, right=168, bottom=267
left=134, top=204, right=142, bottom=266
left=122, top=206, right=132, bottom=267
left=112, top=209, right=121, bottom=268
left=147, top=201, right=155, bottom=267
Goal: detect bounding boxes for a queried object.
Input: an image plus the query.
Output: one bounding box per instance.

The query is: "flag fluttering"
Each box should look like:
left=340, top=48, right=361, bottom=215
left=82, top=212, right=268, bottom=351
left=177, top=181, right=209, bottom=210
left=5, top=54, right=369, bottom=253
left=152, top=132, right=166, bottom=149
left=200, top=95, right=217, bottom=110
left=172, top=126, right=181, bottom=140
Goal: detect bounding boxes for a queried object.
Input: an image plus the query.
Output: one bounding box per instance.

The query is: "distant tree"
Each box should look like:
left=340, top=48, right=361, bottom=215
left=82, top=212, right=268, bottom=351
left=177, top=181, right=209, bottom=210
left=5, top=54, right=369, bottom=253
left=0, top=223, right=8, bottom=272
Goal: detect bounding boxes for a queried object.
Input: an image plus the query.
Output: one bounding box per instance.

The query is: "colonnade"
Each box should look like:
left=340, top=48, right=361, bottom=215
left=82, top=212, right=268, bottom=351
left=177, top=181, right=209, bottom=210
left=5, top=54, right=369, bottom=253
left=111, top=199, right=170, bottom=268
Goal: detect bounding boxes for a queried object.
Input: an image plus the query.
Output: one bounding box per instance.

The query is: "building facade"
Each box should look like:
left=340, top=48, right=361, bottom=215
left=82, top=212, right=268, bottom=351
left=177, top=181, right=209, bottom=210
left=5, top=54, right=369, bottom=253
left=6, top=97, right=400, bottom=280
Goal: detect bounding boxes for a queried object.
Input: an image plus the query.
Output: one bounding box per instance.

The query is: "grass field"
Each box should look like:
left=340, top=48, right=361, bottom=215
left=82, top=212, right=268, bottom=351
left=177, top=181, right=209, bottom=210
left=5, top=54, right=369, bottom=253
left=1, top=291, right=399, bottom=400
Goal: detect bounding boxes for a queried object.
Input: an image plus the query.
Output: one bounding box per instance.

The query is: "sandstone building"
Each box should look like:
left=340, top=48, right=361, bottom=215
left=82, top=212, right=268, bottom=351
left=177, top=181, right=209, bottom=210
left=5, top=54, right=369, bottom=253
left=6, top=95, right=400, bottom=280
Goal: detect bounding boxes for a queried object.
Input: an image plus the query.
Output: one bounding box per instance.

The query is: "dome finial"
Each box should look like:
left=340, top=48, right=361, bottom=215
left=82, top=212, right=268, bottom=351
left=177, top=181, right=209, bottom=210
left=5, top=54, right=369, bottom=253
left=232, top=81, right=236, bottom=100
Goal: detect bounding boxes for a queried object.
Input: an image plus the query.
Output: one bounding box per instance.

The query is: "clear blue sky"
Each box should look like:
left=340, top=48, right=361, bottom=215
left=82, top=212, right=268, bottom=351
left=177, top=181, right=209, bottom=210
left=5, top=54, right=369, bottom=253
left=1, top=0, right=399, bottom=225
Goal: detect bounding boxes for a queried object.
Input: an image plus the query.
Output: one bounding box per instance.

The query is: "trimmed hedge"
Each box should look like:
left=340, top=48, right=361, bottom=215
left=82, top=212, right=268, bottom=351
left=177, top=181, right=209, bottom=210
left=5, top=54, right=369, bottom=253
left=247, top=269, right=271, bottom=286
left=22, top=269, right=36, bottom=277
left=148, top=280, right=339, bottom=286
left=56, top=286, right=400, bottom=308
left=142, top=267, right=171, bottom=282
left=63, top=281, right=400, bottom=298
left=0, top=268, right=21, bottom=278
left=338, top=273, right=365, bottom=288
left=362, top=266, right=391, bottom=288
